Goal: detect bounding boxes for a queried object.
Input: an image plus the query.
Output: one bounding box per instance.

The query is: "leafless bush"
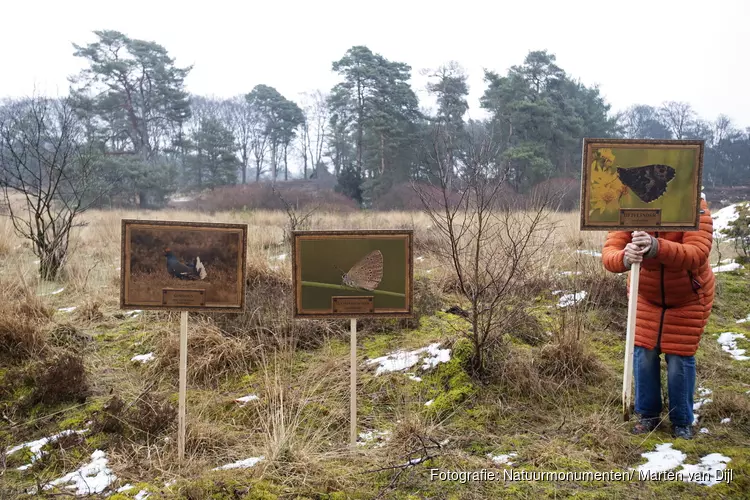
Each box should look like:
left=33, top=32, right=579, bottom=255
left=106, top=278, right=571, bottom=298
left=0, top=95, right=110, bottom=280
left=413, top=122, right=557, bottom=374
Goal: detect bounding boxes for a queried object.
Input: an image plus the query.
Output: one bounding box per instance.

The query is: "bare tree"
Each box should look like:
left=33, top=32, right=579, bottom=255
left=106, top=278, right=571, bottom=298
left=298, top=90, right=329, bottom=179
left=226, top=95, right=254, bottom=184
left=413, top=123, right=555, bottom=373
left=659, top=101, right=695, bottom=140
left=0, top=96, right=107, bottom=280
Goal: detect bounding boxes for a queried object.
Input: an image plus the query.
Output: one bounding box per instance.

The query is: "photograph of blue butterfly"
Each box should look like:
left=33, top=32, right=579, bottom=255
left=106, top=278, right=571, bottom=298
left=291, top=230, right=413, bottom=318
left=580, top=139, right=705, bottom=231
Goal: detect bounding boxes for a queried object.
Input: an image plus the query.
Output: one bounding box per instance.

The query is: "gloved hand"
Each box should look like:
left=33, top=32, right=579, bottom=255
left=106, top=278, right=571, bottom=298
left=631, top=231, right=653, bottom=252
left=624, top=242, right=645, bottom=267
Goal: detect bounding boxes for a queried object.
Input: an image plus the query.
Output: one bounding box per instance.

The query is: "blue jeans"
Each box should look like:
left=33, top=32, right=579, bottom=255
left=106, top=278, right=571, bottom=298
left=633, top=346, right=696, bottom=427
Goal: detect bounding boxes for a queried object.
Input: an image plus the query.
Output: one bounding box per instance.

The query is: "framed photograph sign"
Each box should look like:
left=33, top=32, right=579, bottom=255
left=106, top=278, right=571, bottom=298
left=120, top=219, right=247, bottom=312
left=292, top=230, right=413, bottom=318
left=579, top=139, right=704, bottom=231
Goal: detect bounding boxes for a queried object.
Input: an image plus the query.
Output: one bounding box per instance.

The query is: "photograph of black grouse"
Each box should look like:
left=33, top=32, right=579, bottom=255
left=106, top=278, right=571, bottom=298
left=164, top=248, right=207, bottom=280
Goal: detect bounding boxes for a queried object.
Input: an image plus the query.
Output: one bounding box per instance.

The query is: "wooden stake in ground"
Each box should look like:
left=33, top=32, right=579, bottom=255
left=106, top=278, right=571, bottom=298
left=623, top=262, right=640, bottom=421
left=178, top=311, right=188, bottom=461
left=350, top=318, right=357, bottom=446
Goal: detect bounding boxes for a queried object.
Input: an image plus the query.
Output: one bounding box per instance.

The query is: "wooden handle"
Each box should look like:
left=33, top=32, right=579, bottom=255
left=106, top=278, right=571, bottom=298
left=622, top=262, right=640, bottom=421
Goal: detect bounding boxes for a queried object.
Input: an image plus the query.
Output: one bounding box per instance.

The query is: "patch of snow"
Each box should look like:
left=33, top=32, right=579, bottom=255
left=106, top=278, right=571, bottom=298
left=721, top=418, right=731, bottom=424
left=634, top=443, right=687, bottom=474
left=416, top=256, right=425, bottom=262
left=213, top=456, right=264, bottom=471
left=131, top=352, right=155, bottom=364
left=551, top=290, right=565, bottom=295
left=693, top=387, right=713, bottom=425
left=407, top=373, right=422, bottom=382
left=234, top=394, right=259, bottom=407
left=488, top=452, right=518, bottom=466
left=170, top=196, right=194, bottom=203
left=736, top=314, right=750, bottom=324
left=58, top=306, right=77, bottom=313
left=557, top=291, right=587, bottom=308
left=575, top=250, right=602, bottom=257
left=712, top=260, right=742, bottom=273
left=135, top=491, right=150, bottom=500
left=700, top=428, right=710, bottom=434
left=117, top=484, right=134, bottom=492
left=44, top=450, right=116, bottom=495
left=558, top=271, right=583, bottom=276
left=274, top=254, right=287, bottom=261
left=694, top=398, right=713, bottom=412
left=425, top=269, right=433, bottom=274
left=124, top=310, right=142, bottom=318
left=366, top=343, right=451, bottom=375
left=712, top=204, right=741, bottom=238
left=717, top=332, right=750, bottom=361
left=7, top=429, right=88, bottom=470
left=678, top=453, right=732, bottom=486
left=633, top=443, right=732, bottom=487
left=357, top=430, right=391, bottom=448
left=424, top=399, right=434, bottom=406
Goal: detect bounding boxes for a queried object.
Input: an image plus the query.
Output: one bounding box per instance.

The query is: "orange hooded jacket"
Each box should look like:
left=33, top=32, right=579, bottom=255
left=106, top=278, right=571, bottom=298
left=601, top=198, right=715, bottom=356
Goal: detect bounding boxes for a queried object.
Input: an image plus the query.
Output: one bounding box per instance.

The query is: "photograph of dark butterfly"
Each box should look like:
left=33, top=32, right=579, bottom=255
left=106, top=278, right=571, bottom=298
left=335, top=250, right=384, bottom=291
left=616, top=164, right=676, bottom=203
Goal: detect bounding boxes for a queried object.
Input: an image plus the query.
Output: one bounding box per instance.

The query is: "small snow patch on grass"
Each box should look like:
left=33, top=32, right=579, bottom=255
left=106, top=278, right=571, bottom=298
left=357, top=430, right=390, bottom=447
left=736, top=314, right=750, bottom=324
left=557, top=291, right=587, bottom=308
left=700, top=428, right=710, bottom=434
left=717, top=332, right=749, bottom=361
left=213, top=456, right=264, bottom=470
left=712, top=260, right=742, bottom=273
left=488, top=452, right=517, bottom=466
left=633, top=443, right=732, bottom=487
left=366, top=343, right=451, bottom=375
left=44, top=450, right=116, bottom=495
left=8, top=429, right=88, bottom=470
left=575, top=249, right=602, bottom=257
left=131, top=352, right=155, bottom=364
left=57, top=306, right=77, bottom=313
left=721, top=418, right=731, bottom=424
left=124, top=310, right=143, bottom=318
left=234, top=394, right=259, bottom=407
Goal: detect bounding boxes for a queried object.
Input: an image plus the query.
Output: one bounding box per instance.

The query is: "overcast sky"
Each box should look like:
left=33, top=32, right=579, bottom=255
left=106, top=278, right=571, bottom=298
left=2, top=0, right=748, bottom=127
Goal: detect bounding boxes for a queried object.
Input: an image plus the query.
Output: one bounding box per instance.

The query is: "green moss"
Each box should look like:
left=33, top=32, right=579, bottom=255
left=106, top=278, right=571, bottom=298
left=425, top=338, right=476, bottom=416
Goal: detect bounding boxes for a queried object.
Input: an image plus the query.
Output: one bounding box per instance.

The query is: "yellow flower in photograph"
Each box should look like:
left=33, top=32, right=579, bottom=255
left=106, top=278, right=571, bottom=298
left=592, top=148, right=616, bottom=171
left=589, top=163, right=625, bottom=214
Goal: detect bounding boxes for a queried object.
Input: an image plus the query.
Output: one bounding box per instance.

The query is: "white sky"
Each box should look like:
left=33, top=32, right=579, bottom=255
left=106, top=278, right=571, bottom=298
left=2, top=0, right=749, bottom=127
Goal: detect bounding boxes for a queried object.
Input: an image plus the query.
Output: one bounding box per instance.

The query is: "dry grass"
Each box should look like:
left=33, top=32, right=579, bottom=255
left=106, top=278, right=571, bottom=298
left=153, top=318, right=260, bottom=385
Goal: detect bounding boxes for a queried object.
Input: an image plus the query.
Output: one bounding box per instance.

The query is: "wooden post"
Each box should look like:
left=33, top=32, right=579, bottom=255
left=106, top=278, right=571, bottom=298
left=178, top=311, right=188, bottom=461
left=623, top=262, right=640, bottom=421
left=350, top=318, right=357, bottom=446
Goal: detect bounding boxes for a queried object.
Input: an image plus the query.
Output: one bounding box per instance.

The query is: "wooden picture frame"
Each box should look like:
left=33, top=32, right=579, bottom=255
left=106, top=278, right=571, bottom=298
left=579, top=138, right=704, bottom=231
left=292, top=230, right=414, bottom=319
left=120, top=219, right=247, bottom=312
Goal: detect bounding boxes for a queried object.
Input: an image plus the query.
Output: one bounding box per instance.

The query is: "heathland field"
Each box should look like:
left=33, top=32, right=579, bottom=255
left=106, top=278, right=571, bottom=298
left=1, top=208, right=749, bottom=499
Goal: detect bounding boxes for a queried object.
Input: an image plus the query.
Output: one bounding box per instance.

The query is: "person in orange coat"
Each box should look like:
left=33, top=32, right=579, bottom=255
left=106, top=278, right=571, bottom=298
left=602, top=197, right=715, bottom=439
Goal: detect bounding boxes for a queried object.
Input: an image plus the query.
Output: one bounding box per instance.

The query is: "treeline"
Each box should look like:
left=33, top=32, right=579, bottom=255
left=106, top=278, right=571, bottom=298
left=2, top=29, right=749, bottom=209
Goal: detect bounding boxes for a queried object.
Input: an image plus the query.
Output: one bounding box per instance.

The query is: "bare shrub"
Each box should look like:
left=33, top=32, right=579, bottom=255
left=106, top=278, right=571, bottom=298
left=128, top=392, right=177, bottom=438
left=29, top=349, right=89, bottom=405
left=413, top=122, right=556, bottom=374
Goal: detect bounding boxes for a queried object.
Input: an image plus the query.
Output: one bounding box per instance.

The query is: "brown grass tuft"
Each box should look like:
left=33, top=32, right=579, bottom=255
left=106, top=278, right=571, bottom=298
left=29, top=348, right=89, bottom=405
left=699, top=391, right=750, bottom=426
left=537, top=335, right=606, bottom=387
left=153, top=318, right=260, bottom=385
